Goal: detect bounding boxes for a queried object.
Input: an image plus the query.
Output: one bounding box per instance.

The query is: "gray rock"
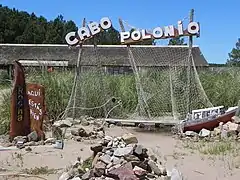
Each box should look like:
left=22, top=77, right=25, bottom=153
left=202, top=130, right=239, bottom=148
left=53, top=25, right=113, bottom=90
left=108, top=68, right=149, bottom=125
left=91, top=144, right=103, bottom=154
left=100, top=154, right=111, bottom=165
left=134, top=145, right=143, bottom=155
left=149, top=155, right=157, bottom=162
left=25, top=141, right=36, bottom=146
left=97, top=131, right=104, bottom=138
left=27, top=131, right=38, bottom=142
left=185, top=131, right=198, bottom=137
left=198, top=128, right=211, bottom=137
left=13, top=136, right=27, bottom=144
left=81, top=118, right=90, bottom=126
left=71, top=177, right=81, bottom=180
left=105, top=150, right=113, bottom=156
left=78, top=127, right=90, bottom=137
left=58, top=172, right=71, bottom=180
left=71, top=130, right=79, bottom=136
left=114, top=147, right=133, bottom=157
left=232, top=116, right=240, bottom=124
left=54, top=119, right=72, bottom=128
left=107, top=141, right=113, bottom=147
left=104, top=136, right=113, bottom=142
left=111, top=156, right=121, bottom=165
left=122, top=133, right=138, bottom=145
left=124, top=154, right=140, bottom=162
left=82, top=169, right=94, bottom=180
left=170, top=168, right=183, bottom=180
left=93, top=161, right=106, bottom=177
left=148, top=160, right=161, bottom=176
left=44, top=138, right=56, bottom=144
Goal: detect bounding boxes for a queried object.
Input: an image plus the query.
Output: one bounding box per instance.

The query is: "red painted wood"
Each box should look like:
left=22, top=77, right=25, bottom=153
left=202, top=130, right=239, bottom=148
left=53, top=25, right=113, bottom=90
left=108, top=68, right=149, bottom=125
left=10, top=61, right=31, bottom=141
left=27, top=83, right=46, bottom=140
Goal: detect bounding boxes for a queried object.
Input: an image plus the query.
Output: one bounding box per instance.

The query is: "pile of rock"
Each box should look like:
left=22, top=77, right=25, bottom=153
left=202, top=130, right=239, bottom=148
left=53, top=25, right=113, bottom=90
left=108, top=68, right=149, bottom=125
left=53, top=117, right=106, bottom=142
left=7, top=131, right=56, bottom=149
left=182, top=120, right=240, bottom=141
left=59, top=133, right=182, bottom=180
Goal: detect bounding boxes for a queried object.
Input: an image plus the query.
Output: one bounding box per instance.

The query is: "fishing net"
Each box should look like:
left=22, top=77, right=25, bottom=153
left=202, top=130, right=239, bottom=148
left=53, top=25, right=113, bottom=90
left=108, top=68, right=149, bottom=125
left=62, top=44, right=213, bottom=122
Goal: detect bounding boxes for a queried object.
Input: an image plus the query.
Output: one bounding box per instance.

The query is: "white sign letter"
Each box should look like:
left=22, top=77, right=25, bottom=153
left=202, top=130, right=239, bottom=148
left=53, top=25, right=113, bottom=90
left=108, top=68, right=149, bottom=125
left=65, top=32, right=79, bottom=46
left=188, top=22, right=200, bottom=34
left=88, top=22, right=101, bottom=36
left=131, top=30, right=141, bottom=41
left=152, top=27, right=163, bottom=39
left=77, top=27, right=91, bottom=41
left=177, top=21, right=183, bottom=35
left=100, top=17, right=112, bottom=30
left=141, top=29, right=151, bottom=40
left=120, top=32, right=130, bottom=43
left=164, top=25, right=175, bottom=37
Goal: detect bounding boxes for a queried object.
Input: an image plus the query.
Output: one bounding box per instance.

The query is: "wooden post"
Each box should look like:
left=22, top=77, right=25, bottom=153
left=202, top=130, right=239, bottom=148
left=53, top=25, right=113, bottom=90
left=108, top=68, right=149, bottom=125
left=186, top=9, right=194, bottom=114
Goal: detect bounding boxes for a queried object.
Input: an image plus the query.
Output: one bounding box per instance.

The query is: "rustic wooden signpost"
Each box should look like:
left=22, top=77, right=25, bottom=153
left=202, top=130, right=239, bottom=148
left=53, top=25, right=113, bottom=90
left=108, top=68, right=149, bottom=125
left=10, top=61, right=31, bottom=141
left=27, top=83, right=46, bottom=140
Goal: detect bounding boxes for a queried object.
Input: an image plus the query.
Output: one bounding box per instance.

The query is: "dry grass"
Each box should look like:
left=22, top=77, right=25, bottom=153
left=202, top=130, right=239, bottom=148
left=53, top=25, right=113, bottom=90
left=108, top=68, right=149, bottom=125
left=182, top=139, right=240, bottom=170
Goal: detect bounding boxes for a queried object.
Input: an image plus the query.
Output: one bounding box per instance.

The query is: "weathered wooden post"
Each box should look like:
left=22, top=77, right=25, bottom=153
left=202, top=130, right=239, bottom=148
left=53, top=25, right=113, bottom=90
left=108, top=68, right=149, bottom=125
left=10, top=61, right=31, bottom=141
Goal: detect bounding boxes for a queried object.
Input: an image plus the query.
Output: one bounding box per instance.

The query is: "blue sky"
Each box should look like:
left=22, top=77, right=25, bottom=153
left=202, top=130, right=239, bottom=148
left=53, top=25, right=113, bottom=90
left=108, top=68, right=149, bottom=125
left=1, top=0, right=240, bottom=64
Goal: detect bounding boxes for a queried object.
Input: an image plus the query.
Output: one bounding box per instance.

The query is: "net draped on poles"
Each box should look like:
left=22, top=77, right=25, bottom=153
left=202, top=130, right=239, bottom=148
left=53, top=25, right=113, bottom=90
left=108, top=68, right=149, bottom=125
left=62, top=13, right=212, bottom=122
left=61, top=44, right=213, bottom=122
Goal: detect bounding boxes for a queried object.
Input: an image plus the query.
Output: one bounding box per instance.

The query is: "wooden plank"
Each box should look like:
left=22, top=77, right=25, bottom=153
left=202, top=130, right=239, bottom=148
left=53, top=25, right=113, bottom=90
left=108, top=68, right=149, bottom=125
left=105, top=118, right=178, bottom=125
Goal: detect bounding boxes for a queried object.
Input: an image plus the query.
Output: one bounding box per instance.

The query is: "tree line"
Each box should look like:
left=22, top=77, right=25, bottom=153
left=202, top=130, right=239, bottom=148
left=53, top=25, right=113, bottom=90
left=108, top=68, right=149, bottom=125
left=0, top=5, right=239, bottom=65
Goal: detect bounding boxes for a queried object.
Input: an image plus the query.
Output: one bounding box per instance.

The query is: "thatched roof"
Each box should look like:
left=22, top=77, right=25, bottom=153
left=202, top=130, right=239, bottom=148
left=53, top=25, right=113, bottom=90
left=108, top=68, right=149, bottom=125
left=0, top=44, right=208, bottom=67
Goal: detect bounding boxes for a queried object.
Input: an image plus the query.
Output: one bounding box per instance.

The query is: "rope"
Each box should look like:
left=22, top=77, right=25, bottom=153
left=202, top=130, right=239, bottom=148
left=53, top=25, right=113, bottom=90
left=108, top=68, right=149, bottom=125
left=55, top=96, right=122, bottom=122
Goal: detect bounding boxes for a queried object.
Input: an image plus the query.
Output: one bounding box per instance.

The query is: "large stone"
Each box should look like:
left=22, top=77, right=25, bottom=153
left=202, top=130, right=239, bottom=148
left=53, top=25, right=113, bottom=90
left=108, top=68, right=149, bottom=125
left=81, top=118, right=90, bottom=126
left=198, top=128, right=210, bottom=137
left=92, top=152, right=101, bottom=168
left=133, top=166, right=147, bottom=177
left=232, top=116, right=240, bottom=124
left=27, top=131, right=38, bottom=142
left=148, top=160, right=161, bottom=176
left=100, top=154, right=111, bottom=165
left=114, top=147, right=134, bottom=157
left=78, top=127, right=90, bottom=137
left=111, top=156, right=122, bottom=165
left=71, top=177, right=81, bottom=180
left=124, top=154, right=140, bottom=162
left=108, top=162, right=138, bottom=180
left=91, top=144, right=103, bottom=155
left=44, top=137, right=56, bottom=144
left=170, top=168, right=183, bottom=180
left=58, top=172, right=71, bottom=180
left=82, top=169, right=94, bottom=180
left=13, top=136, right=27, bottom=144
left=122, top=133, right=138, bottom=145
left=71, top=130, right=79, bottom=136
left=185, top=131, right=198, bottom=137
left=134, top=145, right=148, bottom=160
left=24, top=141, right=36, bottom=146
left=93, top=161, right=106, bottom=177
left=226, top=122, right=240, bottom=132
left=54, top=119, right=72, bottom=128
left=213, top=127, right=221, bottom=136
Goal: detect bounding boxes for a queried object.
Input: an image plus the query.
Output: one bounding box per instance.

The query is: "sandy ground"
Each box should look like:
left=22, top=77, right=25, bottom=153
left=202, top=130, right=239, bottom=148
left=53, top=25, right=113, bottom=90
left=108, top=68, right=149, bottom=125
left=0, top=126, right=240, bottom=180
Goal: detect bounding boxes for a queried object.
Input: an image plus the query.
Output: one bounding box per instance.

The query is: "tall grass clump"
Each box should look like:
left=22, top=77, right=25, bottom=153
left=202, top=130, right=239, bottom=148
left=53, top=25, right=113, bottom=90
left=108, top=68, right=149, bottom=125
left=26, top=69, right=74, bottom=120
left=199, top=67, right=240, bottom=108
left=0, top=91, right=11, bottom=135
left=0, top=70, right=11, bottom=89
